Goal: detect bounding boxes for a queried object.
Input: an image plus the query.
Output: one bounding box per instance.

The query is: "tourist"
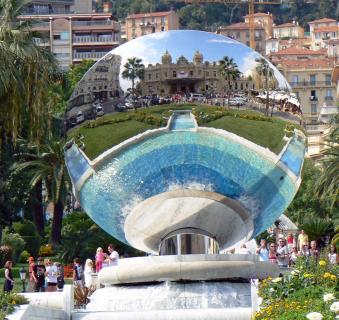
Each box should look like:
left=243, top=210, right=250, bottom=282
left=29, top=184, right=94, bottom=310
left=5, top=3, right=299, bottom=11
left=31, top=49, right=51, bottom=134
left=268, top=243, right=278, bottom=264
left=27, top=256, right=35, bottom=292
left=286, top=233, right=295, bottom=252
left=73, top=258, right=84, bottom=288
left=276, top=237, right=289, bottom=267
left=95, top=247, right=105, bottom=272
left=84, top=259, right=94, bottom=288
left=256, top=239, right=269, bottom=262
left=297, top=230, right=309, bottom=250
left=289, top=246, right=299, bottom=266
left=235, top=244, right=251, bottom=254
left=32, top=257, right=46, bottom=292
left=299, top=243, right=310, bottom=258
left=310, top=240, right=320, bottom=261
left=55, top=262, right=65, bottom=291
left=45, top=259, right=58, bottom=292
left=3, top=261, right=14, bottom=293
left=328, top=244, right=338, bottom=265
left=106, top=244, right=119, bottom=267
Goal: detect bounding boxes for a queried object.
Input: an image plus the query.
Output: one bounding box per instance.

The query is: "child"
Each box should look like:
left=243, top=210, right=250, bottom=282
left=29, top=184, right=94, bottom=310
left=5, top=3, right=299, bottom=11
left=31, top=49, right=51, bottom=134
left=95, top=247, right=105, bottom=273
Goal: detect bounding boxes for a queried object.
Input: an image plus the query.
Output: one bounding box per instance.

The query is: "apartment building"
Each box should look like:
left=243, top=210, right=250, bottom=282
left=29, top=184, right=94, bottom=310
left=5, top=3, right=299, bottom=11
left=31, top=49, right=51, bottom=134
left=218, top=23, right=266, bottom=55
left=244, top=12, right=274, bottom=38
left=266, top=37, right=311, bottom=55
left=273, top=22, right=304, bottom=39
left=19, top=13, right=120, bottom=69
left=309, top=18, right=338, bottom=49
left=125, top=11, right=179, bottom=41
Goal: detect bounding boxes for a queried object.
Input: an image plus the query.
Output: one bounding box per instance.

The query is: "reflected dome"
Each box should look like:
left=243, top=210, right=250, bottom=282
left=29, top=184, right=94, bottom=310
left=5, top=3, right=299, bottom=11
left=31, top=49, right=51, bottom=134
left=66, top=30, right=290, bottom=121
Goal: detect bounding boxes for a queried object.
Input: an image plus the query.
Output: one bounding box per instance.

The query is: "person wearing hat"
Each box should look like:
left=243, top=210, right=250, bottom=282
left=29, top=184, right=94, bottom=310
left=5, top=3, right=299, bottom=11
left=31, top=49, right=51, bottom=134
left=27, top=257, right=35, bottom=292
left=32, top=257, right=46, bottom=292
left=276, top=237, right=289, bottom=267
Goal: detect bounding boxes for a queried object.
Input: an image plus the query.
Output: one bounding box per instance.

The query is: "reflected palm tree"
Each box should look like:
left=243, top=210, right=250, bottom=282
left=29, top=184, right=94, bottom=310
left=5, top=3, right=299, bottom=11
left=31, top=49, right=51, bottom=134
left=218, top=56, right=241, bottom=108
left=255, top=58, right=274, bottom=116
left=122, top=57, right=145, bottom=95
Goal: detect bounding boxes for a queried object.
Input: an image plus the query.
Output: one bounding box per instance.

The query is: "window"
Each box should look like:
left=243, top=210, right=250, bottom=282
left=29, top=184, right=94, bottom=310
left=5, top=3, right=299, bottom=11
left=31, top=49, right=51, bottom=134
left=198, top=70, right=202, bottom=75
left=205, top=71, right=209, bottom=77
left=161, top=17, right=165, bottom=26
left=295, top=91, right=299, bottom=99
left=132, top=20, right=136, bottom=27
left=325, top=74, right=331, bottom=85
left=148, top=73, right=151, bottom=80
left=164, top=72, right=167, bottom=77
left=214, top=71, right=217, bottom=77
left=311, top=89, right=317, bottom=100
left=309, top=74, right=316, bottom=85
left=311, top=103, right=317, bottom=114
left=246, top=32, right=250, bottom=38
left=236, top=32, right=240, bottom=38
left=291, top=75, right=299, bottom=85
left=173, top=70, right=176, bottom=78
left=161, top=26, right=165, bottom=31
left=156, top=73, right=158, bottom=79
left=190, top=70, right=193, bottom=76
left=246, top=41, right=250, bottom=46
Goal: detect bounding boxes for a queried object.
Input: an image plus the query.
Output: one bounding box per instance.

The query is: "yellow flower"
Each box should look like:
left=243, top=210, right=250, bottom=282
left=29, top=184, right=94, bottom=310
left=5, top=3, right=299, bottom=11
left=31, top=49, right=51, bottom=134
left=323, top=272, right=331, bottom=279
left=330, top=275, right=337, bottom=281
left=319, top=260, right=327, bottom=267
left=11, top=300, right=16, bottom=304
left=304, top=273, right=314, bottom=278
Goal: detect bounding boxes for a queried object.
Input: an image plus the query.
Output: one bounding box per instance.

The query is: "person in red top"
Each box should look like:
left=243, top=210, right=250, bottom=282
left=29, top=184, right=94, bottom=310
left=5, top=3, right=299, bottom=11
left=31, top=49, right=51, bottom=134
left=286, top=233, right=295, bottom=252
left=268, top=243, right=278, bottom=264
left=27, top=257, right=35, bottom=292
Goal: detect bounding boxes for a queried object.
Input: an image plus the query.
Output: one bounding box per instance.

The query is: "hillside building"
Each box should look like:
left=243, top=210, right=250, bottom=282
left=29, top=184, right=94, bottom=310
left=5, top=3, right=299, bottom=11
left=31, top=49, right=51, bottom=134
left=272, top=22, right=304, bottom=39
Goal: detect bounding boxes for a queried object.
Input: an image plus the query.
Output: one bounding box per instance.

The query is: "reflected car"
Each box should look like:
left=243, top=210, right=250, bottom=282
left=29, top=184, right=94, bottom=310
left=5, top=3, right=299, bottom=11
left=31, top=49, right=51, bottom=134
left=96, top=106, right=105, bottom=116
left=76, top=111, right=85, bottom=124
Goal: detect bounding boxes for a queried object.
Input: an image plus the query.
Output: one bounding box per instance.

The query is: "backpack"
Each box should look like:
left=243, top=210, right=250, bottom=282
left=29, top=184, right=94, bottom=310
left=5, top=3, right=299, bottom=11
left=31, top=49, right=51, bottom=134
left=76, top=265, right=84, bottom=280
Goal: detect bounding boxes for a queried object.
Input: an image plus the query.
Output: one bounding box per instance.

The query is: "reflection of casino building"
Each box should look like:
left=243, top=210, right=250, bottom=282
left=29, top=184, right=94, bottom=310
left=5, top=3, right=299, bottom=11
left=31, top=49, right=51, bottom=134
left=68, top=53, right=122, bottom=108
left=139, top=51, right=254, bottom=95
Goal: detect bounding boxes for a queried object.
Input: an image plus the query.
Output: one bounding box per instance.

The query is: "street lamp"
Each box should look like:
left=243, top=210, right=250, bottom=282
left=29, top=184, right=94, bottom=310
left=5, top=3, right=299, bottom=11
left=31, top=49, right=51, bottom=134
left=19, top=267, right=27, bottom=293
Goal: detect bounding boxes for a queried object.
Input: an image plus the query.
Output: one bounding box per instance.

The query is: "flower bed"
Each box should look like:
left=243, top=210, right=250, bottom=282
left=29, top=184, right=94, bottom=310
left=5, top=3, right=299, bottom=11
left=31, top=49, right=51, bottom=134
left=255, top=257, right=338, bottom=320
left=0, top=293, right=28, bottom=320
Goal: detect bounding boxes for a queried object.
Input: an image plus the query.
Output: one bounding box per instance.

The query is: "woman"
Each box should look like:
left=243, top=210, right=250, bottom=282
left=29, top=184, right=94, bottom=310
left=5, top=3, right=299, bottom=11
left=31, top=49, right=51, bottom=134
left=45, top=259, right=58, bottom=292
left=268, top=243, right=278, bottom=264
left=286, top=233, right=295, bottom=252
left=84, top=259, right=94, bottom=288
left=328, top=244, right=338, bottom=265
left=289, top=246, right=299, bottom=266
left=55, top=262, right=65, bottom=291
left=3, top=261, right=14, bottom=293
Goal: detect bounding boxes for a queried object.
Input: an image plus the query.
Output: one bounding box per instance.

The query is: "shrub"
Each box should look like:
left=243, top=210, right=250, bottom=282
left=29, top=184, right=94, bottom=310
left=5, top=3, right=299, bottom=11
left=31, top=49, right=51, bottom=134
left=19, top=250, right=30, bottom=264
left=0, top=246, right=13, bottom=267
left=38, top=244, right=54, bottom=257
left=13, top=220, right=41, bottom=257
left=0, top=292, right=28, bottom=320
left=1, top=228, right=25, bottom=264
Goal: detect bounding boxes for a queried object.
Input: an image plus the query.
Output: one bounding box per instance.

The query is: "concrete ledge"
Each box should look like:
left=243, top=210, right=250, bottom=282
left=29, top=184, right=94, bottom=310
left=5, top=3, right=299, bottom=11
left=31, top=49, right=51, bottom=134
left=73, top=308, right=253, bottom=320
left=98, top=258, right=279, bottom=285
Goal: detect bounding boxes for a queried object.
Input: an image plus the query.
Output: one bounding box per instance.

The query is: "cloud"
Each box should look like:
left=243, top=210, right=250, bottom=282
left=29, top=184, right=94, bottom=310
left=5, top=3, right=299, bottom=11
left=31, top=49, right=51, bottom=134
left=207, top=38, right=235, bottom=44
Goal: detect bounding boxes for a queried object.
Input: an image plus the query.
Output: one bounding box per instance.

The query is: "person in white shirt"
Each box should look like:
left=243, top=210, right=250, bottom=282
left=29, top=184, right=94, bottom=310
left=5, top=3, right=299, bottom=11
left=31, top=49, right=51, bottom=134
left=106, top=244, right=119, bottom=267
left=84, top=259, right=94, bottom=288
left=46, top=259, right=58, bottom=292
left=276, top=237, right=289, bottom=267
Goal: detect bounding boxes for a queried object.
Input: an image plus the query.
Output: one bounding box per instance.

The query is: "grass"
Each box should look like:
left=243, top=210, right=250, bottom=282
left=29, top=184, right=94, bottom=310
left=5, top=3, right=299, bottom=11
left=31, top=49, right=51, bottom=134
left=68, top=104, right=300, bottom=160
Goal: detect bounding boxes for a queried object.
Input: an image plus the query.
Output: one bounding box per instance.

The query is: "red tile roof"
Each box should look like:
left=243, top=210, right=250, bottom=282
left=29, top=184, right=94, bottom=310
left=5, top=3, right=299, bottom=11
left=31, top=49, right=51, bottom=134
left=314, top=26, right=339, bottom=33
left=309, top=18, right=337, bottom=24
left=222, top=22, right=264, bottom=30
left=279, top=38, right=311, bottom=46
left=126, top=11, right=173, bottom=19
left=274, top=22, right=299, bottom=28
left=278, top=59, right=333, bottom=69
left=271, top=46, right=326, bottom=56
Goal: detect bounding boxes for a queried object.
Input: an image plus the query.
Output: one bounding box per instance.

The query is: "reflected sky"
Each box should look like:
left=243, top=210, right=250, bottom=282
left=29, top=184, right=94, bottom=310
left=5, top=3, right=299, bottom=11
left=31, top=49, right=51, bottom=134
left=80, top=30, right=290, bottom=93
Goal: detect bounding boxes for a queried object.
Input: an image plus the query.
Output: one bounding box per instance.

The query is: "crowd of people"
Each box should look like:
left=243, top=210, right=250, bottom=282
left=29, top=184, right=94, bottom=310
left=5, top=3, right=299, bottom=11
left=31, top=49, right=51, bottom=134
left=255, top=230, right=338, bottom=267
left=3, top=244, right=119, bottom=294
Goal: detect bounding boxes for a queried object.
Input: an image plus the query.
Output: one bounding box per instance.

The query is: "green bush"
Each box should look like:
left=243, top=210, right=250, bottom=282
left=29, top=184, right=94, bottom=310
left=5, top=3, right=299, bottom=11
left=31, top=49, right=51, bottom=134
left=1, top=228, right=25, bottom=264
left=18, top=250, right=30, bottom=264
left=0, top=246, right=13, bottom=267
left=13, top=220, right=41, bottom=257
left=0, top=292, right=28, bottom=320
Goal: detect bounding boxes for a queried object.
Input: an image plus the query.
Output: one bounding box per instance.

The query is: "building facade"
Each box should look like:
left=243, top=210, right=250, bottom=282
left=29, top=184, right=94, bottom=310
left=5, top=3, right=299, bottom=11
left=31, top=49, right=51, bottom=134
left=273, top=22, right=304, bottom=39
left=19, top=13, right=121, bottom=69
left=244, top=12, right=274, bottom=38
left=139, top=51, right=254, bottom=95
left=309, top=18, right=338, bottom=50
left=125, top=11, right=179, bottom=41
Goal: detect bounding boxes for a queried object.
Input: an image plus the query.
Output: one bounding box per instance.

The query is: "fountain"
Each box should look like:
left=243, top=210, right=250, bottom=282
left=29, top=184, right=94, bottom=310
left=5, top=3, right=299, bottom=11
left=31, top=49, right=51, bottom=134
left=62, top=31, right=306, bottom=320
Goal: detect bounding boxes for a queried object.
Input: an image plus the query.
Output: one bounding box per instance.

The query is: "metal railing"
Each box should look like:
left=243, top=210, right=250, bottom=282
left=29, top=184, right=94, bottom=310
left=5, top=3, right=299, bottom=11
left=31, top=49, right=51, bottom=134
left=290, top=81, right=333, bottom=87
left=72, top=20, right=116, bottom=27
left=73, top=51, right=108, bottom=60
left=73, top=35, right=118, bottom=43
left=32, top=37, right=50, bottom=45
left=325, top=96, right=334, bottom=101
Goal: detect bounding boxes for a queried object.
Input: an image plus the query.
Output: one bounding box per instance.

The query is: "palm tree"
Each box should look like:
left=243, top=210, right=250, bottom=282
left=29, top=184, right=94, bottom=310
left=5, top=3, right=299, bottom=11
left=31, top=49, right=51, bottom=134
left=121, top=57, right=145, bottom=95
left=218, top=56, right=241, bottom=107
left=12, top=140, right=70, bottom=246
left=315, top=127, right=339, bottom=210
left=255, top=58, right=274, bottom=116
left=0, top=0, right=58, bottom=146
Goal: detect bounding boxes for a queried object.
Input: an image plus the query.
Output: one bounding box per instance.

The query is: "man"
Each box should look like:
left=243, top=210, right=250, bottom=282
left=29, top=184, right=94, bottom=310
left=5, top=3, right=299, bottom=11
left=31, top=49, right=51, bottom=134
left=73, top=258, right=84, bottom=288
left=256, top=239, right=269, bottom=262
left=276, top=237, right=289, bottom=267
left=297, top=230, right=309, bottom=250
left=106, top=244, right=119, bottom=267
left=310, top=240, right=320, bottom=261
left=32, top=257, right=46, bottom=292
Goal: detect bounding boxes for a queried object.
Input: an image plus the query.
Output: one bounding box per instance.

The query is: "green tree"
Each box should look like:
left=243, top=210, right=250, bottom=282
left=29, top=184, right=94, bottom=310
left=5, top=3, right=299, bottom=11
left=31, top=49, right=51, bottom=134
left=12, top=140, right=70, bottom=246
left=255, top=58, right=274, bottom=117
left=315, top=127, right=339, bottom=211
left=218, top=56, right=241, bottom=107
left=122, top=57, right=145, bottom=95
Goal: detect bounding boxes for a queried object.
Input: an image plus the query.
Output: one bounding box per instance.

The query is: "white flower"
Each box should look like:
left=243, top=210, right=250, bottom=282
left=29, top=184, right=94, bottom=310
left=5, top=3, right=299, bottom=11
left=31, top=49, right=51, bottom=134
left=291, top=270, right=300, bottom=276
left=330, top=302, right=339, bottom=313
left=269, top=288, right=275, bottom=293
left=323, top=293, right=335, bottom=303
left=306, top=312, right=323, bottom=320
left=271, top=277, right=282, bottom=283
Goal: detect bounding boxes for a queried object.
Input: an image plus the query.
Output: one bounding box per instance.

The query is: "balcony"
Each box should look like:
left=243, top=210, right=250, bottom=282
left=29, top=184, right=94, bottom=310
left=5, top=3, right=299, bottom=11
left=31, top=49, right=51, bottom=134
left=72, top=20, right=119, bottom=31
left=73, top=35, right=119, bottom=45
left=325, top=96, right=334, bottom=101
left=309, top=96, right=318, bottom=101
left=30, top=21, right=50, bottom=30
left=73, top=51, right=109, bottom=61
left=32, top=37, right=50, bottom=46
left=290, top=81, right=334, bottom=88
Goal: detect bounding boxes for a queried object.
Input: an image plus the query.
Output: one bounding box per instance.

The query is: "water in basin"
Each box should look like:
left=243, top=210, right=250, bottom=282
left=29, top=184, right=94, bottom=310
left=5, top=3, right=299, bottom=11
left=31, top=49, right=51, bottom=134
left=170, top=113, right=195, bottom=130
